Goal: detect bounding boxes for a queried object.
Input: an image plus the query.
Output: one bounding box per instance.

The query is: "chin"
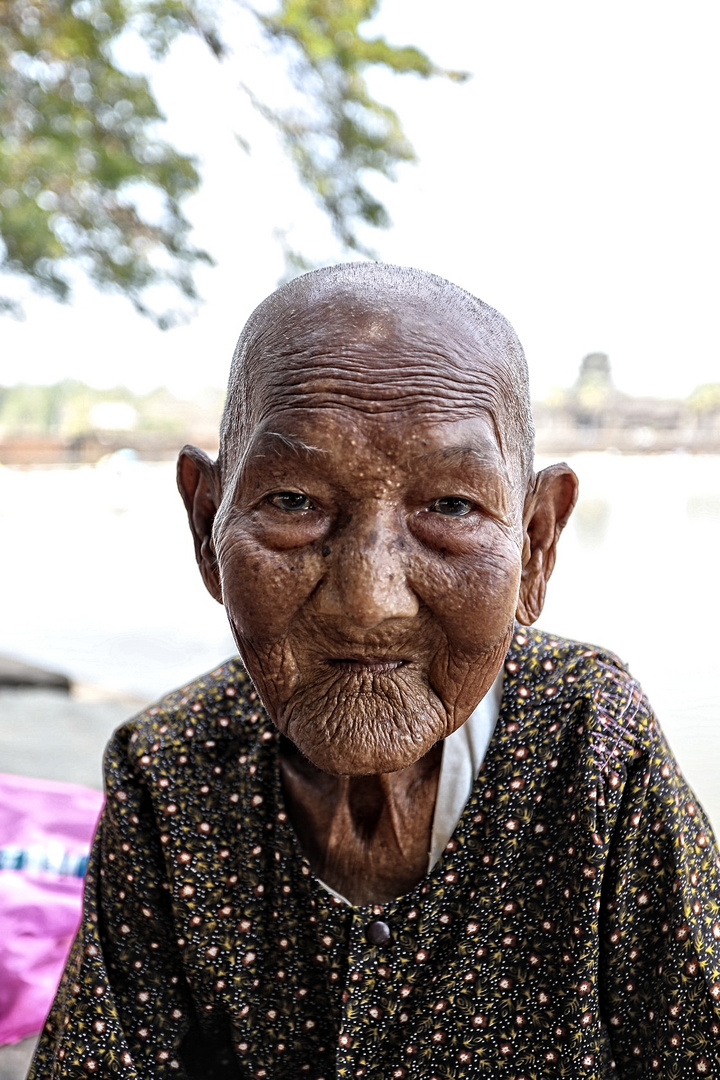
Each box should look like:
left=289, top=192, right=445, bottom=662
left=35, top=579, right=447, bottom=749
left=281, top=692, right=447, bottom=776
left=298, top=739, right=432, bottom=777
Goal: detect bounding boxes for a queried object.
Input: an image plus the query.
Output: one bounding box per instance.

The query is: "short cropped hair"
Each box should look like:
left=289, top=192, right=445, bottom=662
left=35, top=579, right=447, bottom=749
left=220, top=263, right=535, bottom=481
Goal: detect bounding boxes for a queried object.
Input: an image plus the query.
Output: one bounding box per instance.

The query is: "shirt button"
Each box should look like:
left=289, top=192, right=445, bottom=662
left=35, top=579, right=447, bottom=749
left=365, top=920, right=391, bottom=947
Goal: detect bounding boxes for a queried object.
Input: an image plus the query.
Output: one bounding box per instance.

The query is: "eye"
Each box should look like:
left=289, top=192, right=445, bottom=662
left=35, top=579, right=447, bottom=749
left=430, top=496, right=473, bottom=517
left=268, top=491, right=314, bottom=512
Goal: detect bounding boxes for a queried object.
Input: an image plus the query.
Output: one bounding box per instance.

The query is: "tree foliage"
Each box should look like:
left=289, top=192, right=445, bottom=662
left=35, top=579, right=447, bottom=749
left=0, top=0, right=464, bottom=323
left=687, top=383, right=720, bottom=414
left=254, top=0, right=465, bottom=256
left=0, top=0, right=211, bottom=324
left=0, top=376, right=224, bottom=438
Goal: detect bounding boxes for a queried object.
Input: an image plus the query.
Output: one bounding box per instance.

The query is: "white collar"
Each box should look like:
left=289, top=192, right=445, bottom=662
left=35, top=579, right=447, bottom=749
left=428, top=667, right=504, bottom=870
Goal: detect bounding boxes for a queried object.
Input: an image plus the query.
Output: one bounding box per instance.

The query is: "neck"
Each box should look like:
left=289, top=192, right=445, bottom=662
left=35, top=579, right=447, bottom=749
left=278, top=737, right=442, bottom=905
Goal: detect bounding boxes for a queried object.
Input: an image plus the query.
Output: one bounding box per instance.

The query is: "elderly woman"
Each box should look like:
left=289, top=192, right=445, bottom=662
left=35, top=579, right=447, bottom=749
left=31, top=264, right=720, bottom=1078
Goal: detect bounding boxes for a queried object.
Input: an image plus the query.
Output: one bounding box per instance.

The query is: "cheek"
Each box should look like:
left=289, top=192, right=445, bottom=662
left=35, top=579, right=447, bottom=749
left=216, top=531, right=322, bottom=640
left=412, top=542, right=523, bottom=650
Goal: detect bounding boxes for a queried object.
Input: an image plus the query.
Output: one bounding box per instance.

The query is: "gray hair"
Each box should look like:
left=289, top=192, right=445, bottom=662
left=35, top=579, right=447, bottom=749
left=219, top=262, right=535, bottom=480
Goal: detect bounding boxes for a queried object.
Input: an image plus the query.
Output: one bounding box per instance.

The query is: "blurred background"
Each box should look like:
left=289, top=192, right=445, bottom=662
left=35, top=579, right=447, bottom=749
left=1, top=3, right=719, bottom=1068
left=1, top=1, right=719, bottom=847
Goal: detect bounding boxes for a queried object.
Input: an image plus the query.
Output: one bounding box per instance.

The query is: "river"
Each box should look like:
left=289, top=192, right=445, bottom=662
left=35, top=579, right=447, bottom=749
left=1, top=452, right=718, bottom=825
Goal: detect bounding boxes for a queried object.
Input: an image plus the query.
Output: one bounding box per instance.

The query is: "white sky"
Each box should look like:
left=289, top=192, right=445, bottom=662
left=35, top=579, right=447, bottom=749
left=2, top=0, right=719, bottom=401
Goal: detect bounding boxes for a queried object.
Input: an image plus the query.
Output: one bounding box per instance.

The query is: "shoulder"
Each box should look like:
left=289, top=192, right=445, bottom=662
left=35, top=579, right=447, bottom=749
left=505, top=624, right=654, bottom=772
left=104, top=657, right=276, bottom=791
left=506, top=622, right=638, bottom=703
left=509, top=619, right=625, bottom=666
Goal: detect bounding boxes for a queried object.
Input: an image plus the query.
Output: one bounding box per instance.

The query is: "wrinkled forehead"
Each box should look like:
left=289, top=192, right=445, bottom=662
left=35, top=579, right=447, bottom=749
left=241, top=291, right=515, bottom=425
left=219, top=281, right=533, bottom=491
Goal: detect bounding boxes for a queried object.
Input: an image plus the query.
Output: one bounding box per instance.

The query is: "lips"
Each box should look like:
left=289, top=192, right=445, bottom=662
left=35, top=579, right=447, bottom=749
left=327, top=657, right=408, bottom=674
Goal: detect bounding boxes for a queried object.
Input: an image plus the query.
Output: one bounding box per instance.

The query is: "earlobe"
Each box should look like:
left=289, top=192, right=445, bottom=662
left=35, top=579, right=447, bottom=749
left=516, top=463, right=578, bottom=625
left=177, top=445, right=223, bottom=604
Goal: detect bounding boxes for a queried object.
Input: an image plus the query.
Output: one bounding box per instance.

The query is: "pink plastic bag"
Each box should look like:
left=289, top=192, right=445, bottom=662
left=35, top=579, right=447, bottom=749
left=0, top=772, right=103, bottom=1045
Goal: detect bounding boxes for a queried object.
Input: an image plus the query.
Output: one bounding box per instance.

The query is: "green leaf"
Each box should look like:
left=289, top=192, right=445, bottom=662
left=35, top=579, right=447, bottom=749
left=0, top=0, right=466, bottom=319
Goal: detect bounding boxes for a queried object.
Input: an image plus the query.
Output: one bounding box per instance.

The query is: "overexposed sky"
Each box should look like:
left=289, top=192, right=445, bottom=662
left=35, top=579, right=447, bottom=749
left=2, top=0, right=719, bottom=401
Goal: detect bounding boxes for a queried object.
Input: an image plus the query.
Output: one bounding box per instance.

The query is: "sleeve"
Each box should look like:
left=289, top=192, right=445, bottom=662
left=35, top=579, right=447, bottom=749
left=599, top=717, right=720, bottom=1077
left=28, top=727, right=234, bottom=1080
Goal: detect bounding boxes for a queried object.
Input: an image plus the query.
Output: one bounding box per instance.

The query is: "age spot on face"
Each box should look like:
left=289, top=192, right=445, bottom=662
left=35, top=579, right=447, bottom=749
left=214, top=398, right=524, bottom=774
left=178, top=277, right=578, bottom=776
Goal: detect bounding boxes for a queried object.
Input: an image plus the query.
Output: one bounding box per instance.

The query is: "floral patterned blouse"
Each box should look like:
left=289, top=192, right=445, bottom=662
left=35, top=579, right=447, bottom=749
left=30, top=626, right=720, bottom=1079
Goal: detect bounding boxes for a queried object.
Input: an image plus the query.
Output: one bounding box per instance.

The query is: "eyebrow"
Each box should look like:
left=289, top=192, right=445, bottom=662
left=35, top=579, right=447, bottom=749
left=420, top=446, right=514, bottom=522
left=419, top=445, right=510, bottom=477
left=243, top=431, right=328, bottom=461
left=245, top=436, right=509, bottom=476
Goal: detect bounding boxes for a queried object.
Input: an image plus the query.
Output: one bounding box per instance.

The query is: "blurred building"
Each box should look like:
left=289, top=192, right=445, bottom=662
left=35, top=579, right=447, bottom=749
left=1, top=361, right=719, bottom=464
left=0, top=383, right=222, bottom=465
left=534, top=353, right=720, bottom=454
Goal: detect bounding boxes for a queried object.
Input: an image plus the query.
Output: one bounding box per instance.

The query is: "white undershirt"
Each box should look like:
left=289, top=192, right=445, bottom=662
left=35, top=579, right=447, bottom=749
left=428, top=667, right=504, bottom=871
left=317, top=668, right=504, bottom=904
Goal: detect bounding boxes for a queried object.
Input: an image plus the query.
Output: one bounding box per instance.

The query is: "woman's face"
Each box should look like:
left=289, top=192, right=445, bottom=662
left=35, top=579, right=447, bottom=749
left=179, top=295, right=575, bottom=775
left=214, top=406, right=523, bottom=775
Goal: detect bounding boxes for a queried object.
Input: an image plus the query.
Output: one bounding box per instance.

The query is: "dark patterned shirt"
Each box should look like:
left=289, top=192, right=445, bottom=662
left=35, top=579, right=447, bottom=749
left=29, top=626, right=720, bottom=1078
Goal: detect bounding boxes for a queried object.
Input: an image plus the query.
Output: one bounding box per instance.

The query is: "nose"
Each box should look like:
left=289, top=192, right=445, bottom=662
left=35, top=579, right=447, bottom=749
left=314, top=507, right=419, bottom=629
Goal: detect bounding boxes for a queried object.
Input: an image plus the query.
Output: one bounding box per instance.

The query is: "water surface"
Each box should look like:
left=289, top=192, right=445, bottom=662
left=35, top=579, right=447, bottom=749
left=2, top=452, right=718, bottom=825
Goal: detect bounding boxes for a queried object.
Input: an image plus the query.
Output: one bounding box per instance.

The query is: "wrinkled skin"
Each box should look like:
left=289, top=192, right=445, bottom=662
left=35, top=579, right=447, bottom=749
left=178, top=291, right=577, bottom=903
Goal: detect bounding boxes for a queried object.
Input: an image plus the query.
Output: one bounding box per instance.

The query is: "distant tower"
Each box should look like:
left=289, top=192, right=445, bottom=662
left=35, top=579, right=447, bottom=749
left=579, top=353, right=611, bottom=381
left=572, top=353, right=614, bottom=428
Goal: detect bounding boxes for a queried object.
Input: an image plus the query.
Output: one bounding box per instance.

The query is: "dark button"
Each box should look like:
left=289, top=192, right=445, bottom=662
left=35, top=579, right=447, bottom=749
left=365, top=919, right=391, bottom=947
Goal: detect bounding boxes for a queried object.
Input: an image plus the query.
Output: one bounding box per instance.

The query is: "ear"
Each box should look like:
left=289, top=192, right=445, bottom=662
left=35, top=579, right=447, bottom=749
left=516, top=463, right=578, bottom=625
left=177, top=445, right=223, bottom=604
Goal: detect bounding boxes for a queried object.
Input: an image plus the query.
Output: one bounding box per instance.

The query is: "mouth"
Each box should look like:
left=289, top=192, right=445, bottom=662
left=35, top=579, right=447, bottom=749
left=327, top=656, right=409, bottom=675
